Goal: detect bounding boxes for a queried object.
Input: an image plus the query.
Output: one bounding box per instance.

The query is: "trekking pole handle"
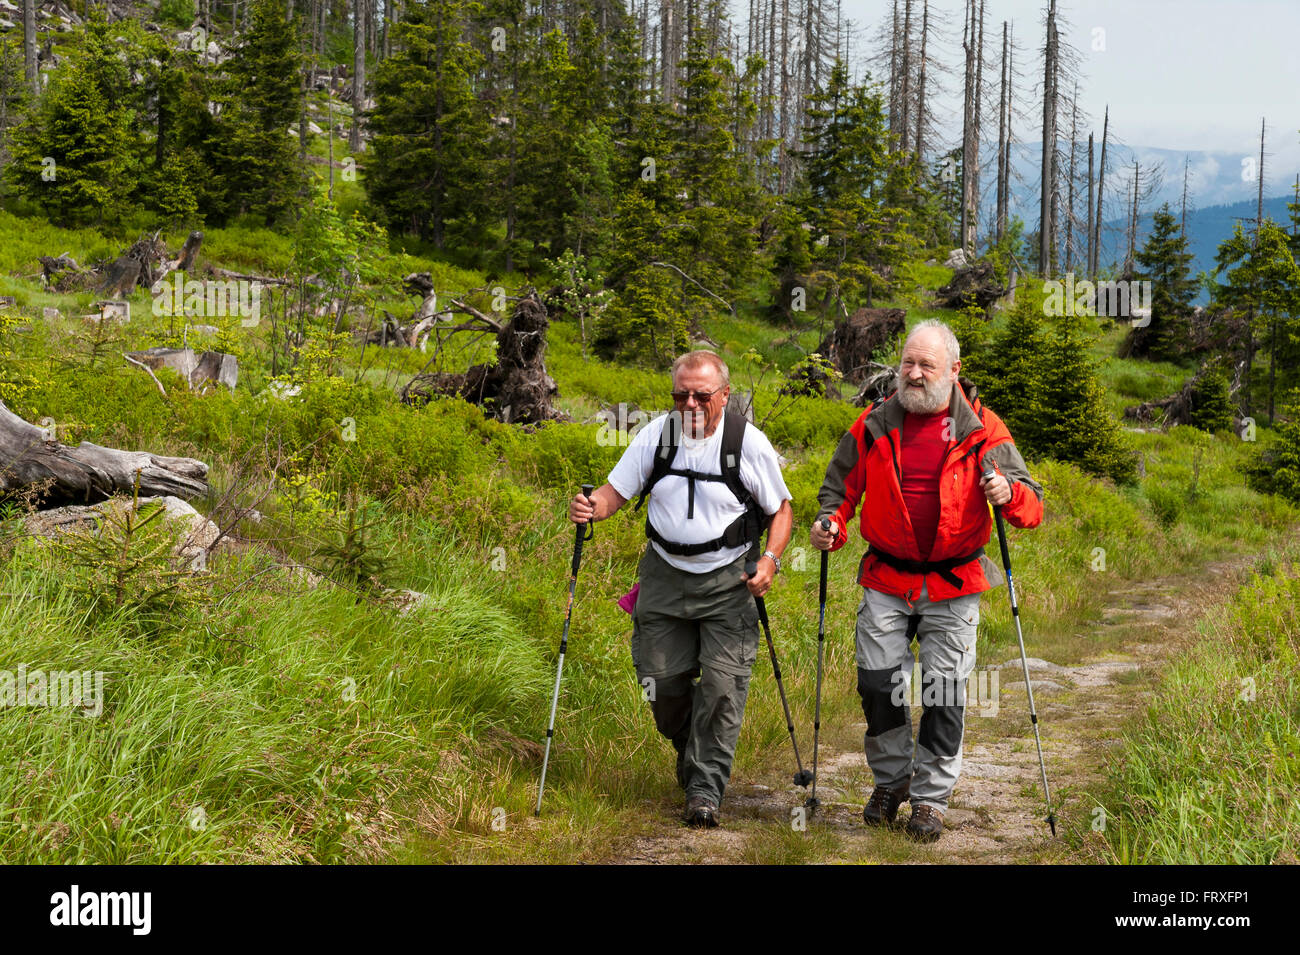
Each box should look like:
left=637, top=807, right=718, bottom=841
left=572, top=483, right=595, bottom=573
left=818, top=518, right=830, bottom=603
left=744, top=560, right=771, bottom=625
left=982, top=469, right=1012, bottom=570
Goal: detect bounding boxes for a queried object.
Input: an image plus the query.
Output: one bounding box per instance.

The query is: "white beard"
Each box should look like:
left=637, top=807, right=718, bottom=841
left=897, top=376, right=951, bottom=415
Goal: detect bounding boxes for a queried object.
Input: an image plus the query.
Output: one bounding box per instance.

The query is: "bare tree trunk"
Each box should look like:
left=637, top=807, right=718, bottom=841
left=971, top=0, right=984, bottom=251
left=900, top=0, right=912, bottom=152
left=1086, top=132, right=1094, bottom=275
left=1065, top=83, right=1078, bottom=272
left=1257, top=117, right=1266, bottom=246
left=889, top=0, right=900, bottom=145
left=1091, top=106, right=1108, bottom=278
left=1126, top=160, right=1139, bottom=273
left=661, top=0, right=675, bottom=104
left=1039, top=0, right=1058, bottom=277
left=299, top=21, right=309, bottom=163
left=22, top=0, right=37, bottom=93
left=995, top=20, right=1008, bottom=241
left=914, top=0, right=928, bottom=162
left=960, top=0, right=978, bottom=254
left=1180, top=155, right=1190, bottom=238
left=350, top=0, right=366, bottom=152
left=765, top=0, right=776, bottom=144
left=779, top=0, right=790, bottom=190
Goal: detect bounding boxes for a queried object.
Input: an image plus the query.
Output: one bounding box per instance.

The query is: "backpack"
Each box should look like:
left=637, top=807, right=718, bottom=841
left=633, top=411, right=767, bottom=560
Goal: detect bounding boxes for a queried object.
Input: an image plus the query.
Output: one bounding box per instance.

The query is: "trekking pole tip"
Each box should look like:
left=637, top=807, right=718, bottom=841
left=1048, top=814, right=1057, bottom=837
left=804, top=795, right=821, bottom=813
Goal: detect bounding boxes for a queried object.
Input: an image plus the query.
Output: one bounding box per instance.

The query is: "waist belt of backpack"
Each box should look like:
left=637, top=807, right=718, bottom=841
left=864, top=544, right=986, bottom=589
left=645, top=509, right=761, bottom=558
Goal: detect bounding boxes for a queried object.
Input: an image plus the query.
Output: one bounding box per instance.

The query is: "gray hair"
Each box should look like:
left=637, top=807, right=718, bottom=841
left=904, top=319, right=961, bottom=367
left=671, top=349, right=730, bottom=388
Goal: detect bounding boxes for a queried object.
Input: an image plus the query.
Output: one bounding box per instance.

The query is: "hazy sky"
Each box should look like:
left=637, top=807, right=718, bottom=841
left=739, top=0, right=1300, bottom=192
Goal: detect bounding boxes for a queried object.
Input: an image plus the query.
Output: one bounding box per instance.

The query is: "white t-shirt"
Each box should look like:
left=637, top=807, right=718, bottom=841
left=608, top=413, right=792, bottom=573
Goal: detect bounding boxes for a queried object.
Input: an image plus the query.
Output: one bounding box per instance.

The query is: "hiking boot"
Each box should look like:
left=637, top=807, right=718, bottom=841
left=906, top=804, right=944, bottom=842
left=862, top=785, right=909, bottom=828
left=683, top=794, right=719, bottom=829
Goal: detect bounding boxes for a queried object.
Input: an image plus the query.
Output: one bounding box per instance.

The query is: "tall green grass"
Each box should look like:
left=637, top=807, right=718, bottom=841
left=1096, top=557, right=1300, bottom=864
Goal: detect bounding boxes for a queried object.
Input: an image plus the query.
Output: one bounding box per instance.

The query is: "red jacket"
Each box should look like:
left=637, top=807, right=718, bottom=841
left=816, top=379, right=1043, bottom=601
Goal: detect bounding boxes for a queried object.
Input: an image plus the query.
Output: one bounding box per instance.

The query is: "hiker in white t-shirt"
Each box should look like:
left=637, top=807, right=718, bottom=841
left=569, top=350, right=793, bottom=828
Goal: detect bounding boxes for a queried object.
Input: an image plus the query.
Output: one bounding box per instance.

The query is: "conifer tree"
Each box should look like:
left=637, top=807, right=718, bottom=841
left=667, top=4, right=766, bottom=306
left=970, top=291, right=1049, bottom=455
left=1246, top=387, right=1300, bottom=504
left=210, top=0, right=304, bottom=224
left=1040, top=314, right=1136, bottom=483
left=797, top=60, right=918, bottom=313
left=4, top=13, right=137, bottom=225
left=1123, top=202, right=1195, bottom=362
left=0, top=36, right=28, bottom=176
left=1187, top=362, right=1235, bottom=434
left=1214, top=220, right=1300, bottom=423
left=367, top=0, right=489, bottom=246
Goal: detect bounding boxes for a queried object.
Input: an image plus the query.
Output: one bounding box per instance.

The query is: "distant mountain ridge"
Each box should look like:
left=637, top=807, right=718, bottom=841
left=997, top=141, right=1296, bottom=302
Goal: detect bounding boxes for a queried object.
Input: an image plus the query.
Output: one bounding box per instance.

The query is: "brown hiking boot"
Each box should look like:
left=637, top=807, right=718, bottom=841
left=683, top=794, right=719, bottom=829
left=906, top=804, right=944, bottom=842
left=862, top=785, right=909, bottom=827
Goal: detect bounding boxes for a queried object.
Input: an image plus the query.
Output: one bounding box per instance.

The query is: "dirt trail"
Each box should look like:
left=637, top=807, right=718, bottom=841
left=613, top=555, right=1262, bottom=865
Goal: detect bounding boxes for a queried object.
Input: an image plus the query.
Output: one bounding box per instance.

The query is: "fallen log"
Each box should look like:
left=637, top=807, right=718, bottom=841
left=0, top=401, right=209, bottom=506
left=205, top=266, right=294, bottom=287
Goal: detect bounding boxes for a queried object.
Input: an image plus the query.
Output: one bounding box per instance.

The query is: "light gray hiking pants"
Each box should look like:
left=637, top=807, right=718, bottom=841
left=631, top=545, right=760, bottom=805
left=854, top=581, right=980, bottom=812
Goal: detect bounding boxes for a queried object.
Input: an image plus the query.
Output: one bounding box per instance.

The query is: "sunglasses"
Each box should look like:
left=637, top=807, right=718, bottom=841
left=670, top=389, right=721, bottom=405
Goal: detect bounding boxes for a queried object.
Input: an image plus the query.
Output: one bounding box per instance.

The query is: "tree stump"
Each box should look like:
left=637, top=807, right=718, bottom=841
left=933, top=261, right=1007, bottom=313
left=817, top=307, right=907, bottom=384
left=401, top=292, right=563, bottom=424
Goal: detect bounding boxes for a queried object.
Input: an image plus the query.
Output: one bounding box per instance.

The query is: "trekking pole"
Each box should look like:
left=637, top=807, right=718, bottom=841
left=983, top=469, right=1057, bottom=836
left=807, top=517, right=831, bottom=814
left=746, top=560, right=813, bottom=790
left=536, top=483, right=596, bottom=817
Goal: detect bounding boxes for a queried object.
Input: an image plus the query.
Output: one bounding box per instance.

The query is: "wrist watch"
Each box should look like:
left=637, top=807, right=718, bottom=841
left=762, top=550, right=782, bottom=574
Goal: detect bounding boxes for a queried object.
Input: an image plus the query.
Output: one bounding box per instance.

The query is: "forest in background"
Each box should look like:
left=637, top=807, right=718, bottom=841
left=0, top=0, right=1295, bottom=864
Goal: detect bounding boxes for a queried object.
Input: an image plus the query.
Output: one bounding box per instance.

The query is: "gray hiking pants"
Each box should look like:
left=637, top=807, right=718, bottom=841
left=631, top=545, right=760, bottom=805
left=854, top=581, right=980, bottom=812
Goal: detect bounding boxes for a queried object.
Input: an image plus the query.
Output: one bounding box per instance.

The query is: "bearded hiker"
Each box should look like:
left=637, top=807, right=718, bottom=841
left=811, top=319, right=1043, bottom=842
left=569, top=350, right=793, bottom=828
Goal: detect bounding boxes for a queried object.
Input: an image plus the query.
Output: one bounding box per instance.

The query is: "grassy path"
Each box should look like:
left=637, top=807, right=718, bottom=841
left=597, top=552, right=1267, bottom=865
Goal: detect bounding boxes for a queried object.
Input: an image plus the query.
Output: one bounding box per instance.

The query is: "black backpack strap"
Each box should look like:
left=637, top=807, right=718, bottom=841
left=635, top=411, right=680, bottom=512
left=639, top=411, right=769, bottom=560
left=719, top=412, right=766, bottom=560
left=719, top=411, right=749, bottom=505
